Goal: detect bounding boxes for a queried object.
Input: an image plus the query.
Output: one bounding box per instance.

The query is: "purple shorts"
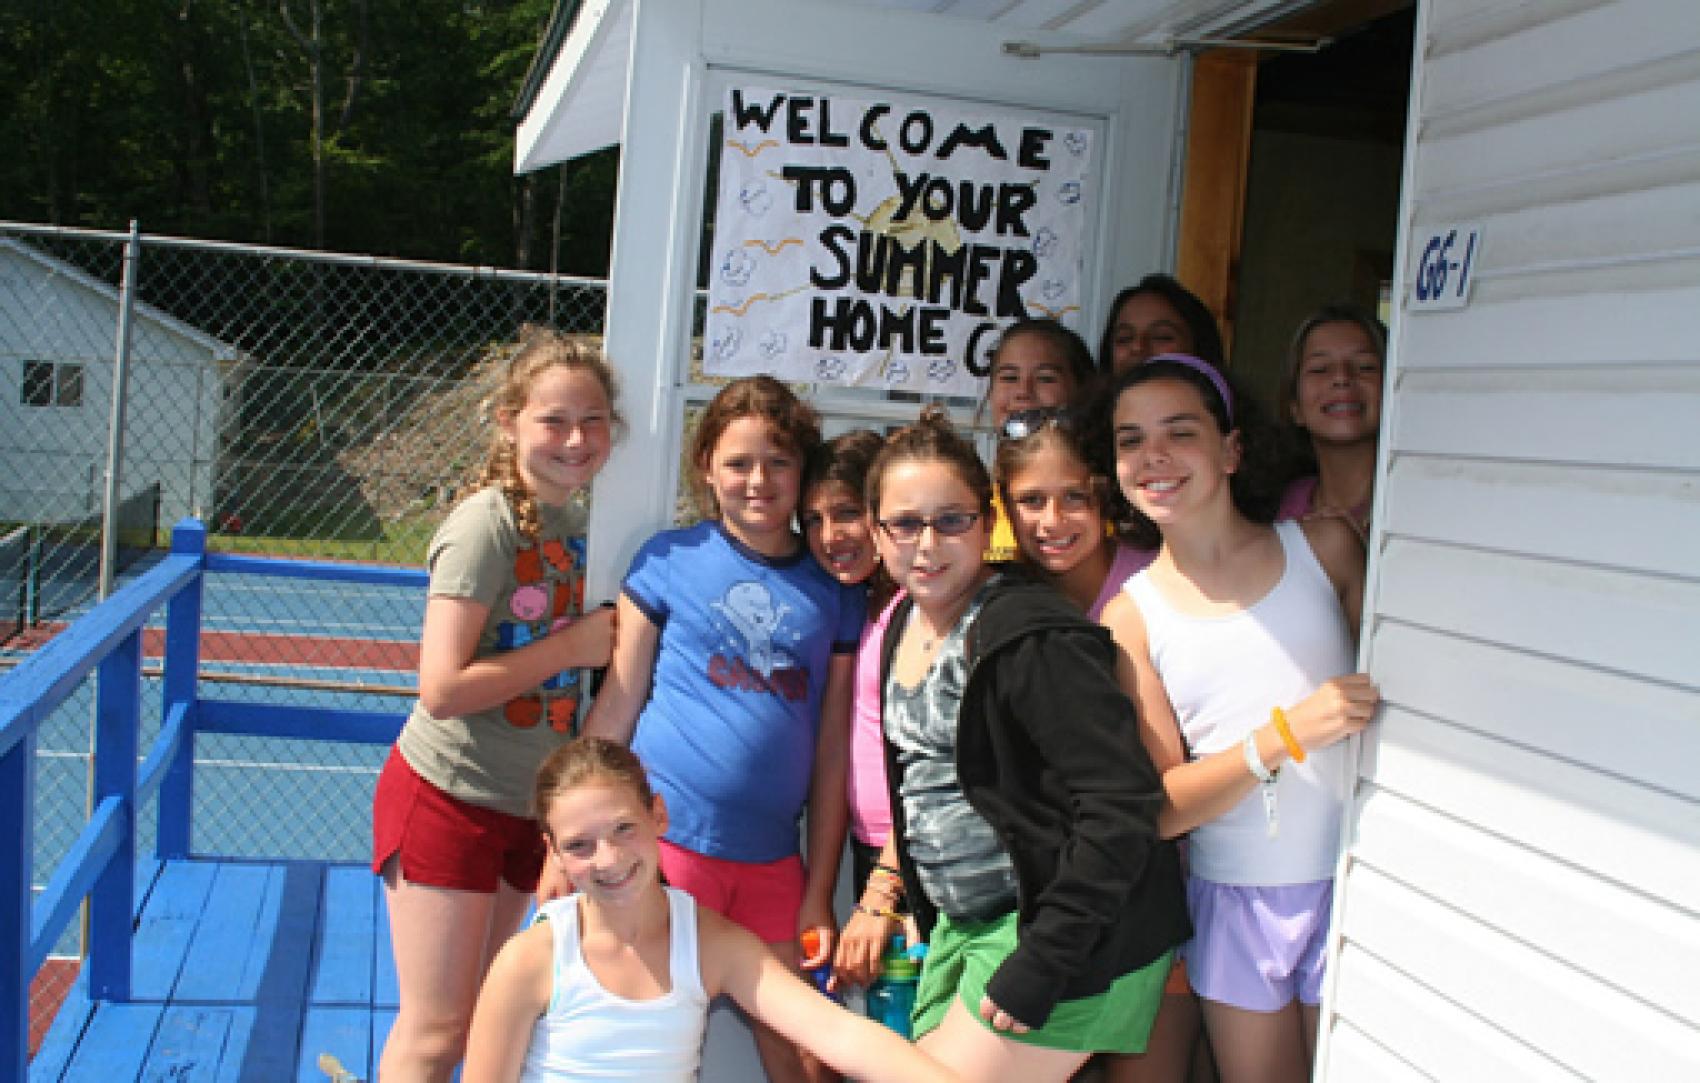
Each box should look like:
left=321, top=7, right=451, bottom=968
left=1186, top=878, right=1334, bottom=1012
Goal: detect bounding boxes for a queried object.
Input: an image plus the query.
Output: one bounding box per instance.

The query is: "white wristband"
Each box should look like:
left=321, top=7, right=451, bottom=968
left=1243, top=731, right=1277, bottom=783
left=1243, top=732, right=1281, bottom=837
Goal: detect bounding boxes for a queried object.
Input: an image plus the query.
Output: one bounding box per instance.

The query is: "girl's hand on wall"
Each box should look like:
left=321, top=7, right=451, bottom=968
left=1288, top=673, right=1380, bottom=752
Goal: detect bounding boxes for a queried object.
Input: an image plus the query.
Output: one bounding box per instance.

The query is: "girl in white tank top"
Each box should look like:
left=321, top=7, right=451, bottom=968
left=463, top=738, right=964, bottom=1083
left=1097, top=355, right=1381, bottom=1083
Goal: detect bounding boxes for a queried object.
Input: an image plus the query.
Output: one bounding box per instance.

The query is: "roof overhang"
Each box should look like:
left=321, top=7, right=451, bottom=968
left=512, top=0, right=1325, bottom=174
left=514, top=0, right=633, bottom=174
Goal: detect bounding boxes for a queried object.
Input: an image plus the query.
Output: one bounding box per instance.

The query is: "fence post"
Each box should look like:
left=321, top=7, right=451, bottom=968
left=1, top=731, right=36, bottom=1082
left=98, top=219, right=143, bottom=601
left=157, top=520, right=206, bottom=859
left=87, top=631, right=140, bottom=1001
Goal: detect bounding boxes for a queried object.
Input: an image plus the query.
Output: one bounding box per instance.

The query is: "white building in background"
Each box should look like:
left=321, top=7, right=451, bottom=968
left=0, top=236, right=238, bottom=529
left=515, top=1, right=1700, bottom=1077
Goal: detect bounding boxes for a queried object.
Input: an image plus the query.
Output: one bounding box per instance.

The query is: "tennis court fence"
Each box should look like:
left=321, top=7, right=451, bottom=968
left=3, top=483, right=160, bottom=643
left=2, top=220, right=610, bottom=640
left=1, top=219, right=609, bottom=1059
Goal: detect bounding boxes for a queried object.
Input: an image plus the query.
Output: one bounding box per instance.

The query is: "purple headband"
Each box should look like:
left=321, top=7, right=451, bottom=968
left=1144, top=352, right=1233, bottom=424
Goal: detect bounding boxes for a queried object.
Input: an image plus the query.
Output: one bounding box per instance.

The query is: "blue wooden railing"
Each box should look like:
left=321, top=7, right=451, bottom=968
left=0, top=519, right=426, bottom=1079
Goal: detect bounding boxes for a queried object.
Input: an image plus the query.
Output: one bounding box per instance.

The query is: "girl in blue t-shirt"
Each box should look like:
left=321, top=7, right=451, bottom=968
left=583, top=375, right=860, bottom=1083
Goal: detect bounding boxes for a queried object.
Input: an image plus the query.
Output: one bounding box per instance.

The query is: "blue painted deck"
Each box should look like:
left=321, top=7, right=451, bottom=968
left=3, top=522, right=427, bottom=1081
left=33, top=858, right=395, bottom=1083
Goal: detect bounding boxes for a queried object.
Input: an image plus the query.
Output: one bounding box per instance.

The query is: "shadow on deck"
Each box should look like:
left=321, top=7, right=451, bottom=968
left=34, top=858, right=394, bottom=1082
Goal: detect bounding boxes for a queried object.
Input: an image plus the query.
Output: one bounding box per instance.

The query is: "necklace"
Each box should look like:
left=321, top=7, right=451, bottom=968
left=916, top=621, right=943, bottom=653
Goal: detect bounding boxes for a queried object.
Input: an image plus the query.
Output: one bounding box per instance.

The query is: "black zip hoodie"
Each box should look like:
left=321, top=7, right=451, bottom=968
left=882, top=571, right=1191, bottom=1029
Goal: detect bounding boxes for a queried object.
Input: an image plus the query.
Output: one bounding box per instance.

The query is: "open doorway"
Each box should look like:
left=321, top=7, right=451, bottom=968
left=1231, top=4, right=1414, bottom=409
left=1178, top=2, right=1414, bottom=413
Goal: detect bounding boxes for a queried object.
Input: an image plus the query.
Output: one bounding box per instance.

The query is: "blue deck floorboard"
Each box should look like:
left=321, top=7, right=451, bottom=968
left=31, top=857, right=387, bottom=1083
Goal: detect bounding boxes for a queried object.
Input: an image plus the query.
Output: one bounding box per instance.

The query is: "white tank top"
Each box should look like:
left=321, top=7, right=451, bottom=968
left=518, top=886, right=708, bottom=1083
left=1124, top=519, right=1355, bottom=885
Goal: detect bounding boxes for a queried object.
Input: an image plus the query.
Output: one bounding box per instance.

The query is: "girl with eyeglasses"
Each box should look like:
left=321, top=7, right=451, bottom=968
left=582, top=376, right=862, bottom=1083
left=858, top=406, right=1189, bottom=1083
left=1098, top=355, right=1379, bottom=1083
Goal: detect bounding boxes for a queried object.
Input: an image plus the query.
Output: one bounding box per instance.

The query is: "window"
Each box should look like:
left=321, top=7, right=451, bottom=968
left=20, top=361, right=83, bottom=408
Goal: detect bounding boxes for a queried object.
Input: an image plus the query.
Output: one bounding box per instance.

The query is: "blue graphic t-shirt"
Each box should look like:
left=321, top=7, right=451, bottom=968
left=624, top=520, right=864, bottom=862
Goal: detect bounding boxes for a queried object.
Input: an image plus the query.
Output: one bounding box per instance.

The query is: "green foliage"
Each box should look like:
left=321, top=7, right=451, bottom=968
left=0, top=0, right=614, bottom=272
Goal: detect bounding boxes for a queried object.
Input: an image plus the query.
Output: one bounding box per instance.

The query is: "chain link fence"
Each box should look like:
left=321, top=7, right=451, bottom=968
left=1, top=220, right=608, bottom=1058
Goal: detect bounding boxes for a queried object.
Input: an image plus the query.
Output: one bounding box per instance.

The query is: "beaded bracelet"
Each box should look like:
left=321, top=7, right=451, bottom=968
left=863, top=886, right=902, bottom=911
left=855, top=903, right=902, bottom=921
left=868, top=867, right=905, bottom=893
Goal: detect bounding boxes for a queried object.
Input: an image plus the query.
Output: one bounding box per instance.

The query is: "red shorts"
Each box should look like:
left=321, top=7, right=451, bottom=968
left=371, top=747, right=545, bottom=893
left=658, top=838, right=805, bottom=945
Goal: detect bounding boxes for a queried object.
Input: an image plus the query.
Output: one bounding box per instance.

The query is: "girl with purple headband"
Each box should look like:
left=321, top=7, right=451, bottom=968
left=1098, top=354, right=1380, bottom=1083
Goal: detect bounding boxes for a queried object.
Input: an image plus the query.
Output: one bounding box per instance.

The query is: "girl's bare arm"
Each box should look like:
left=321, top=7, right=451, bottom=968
left=798, top=652, right=854, bottom=964
left=462, top=922, right=553, bottom=1083
left=702, top=910, right=962, bottom=1083
left=580, top=592, right=660, bottom=745
left=1102, top=590, right=1377, bottom=838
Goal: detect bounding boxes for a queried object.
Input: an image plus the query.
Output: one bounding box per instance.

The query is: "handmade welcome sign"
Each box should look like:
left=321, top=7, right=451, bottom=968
left=704, top=86, right=1095, bottom=396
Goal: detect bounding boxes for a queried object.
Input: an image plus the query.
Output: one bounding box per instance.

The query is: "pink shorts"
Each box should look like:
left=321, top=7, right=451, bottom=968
left=371, top=747, right=546, bottom=893
left=658, top=838, right=805, bottom=945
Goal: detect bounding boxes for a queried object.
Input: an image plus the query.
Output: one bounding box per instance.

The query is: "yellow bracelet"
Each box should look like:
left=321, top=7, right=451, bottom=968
left=1272, top=706, right=1306, bottom=763
left=855, top=903, right=902, bottom=921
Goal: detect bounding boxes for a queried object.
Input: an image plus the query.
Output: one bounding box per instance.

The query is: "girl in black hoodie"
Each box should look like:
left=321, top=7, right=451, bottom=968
left=843, top=406, right=1189, bottom=1081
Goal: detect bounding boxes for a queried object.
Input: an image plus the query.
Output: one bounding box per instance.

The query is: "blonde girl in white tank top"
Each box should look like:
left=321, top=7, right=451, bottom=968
left=1097, top=355, right=1381, bottom=1083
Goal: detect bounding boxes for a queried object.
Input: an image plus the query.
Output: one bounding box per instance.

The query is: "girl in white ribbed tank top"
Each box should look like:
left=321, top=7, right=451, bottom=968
left=463, top=738, right=963, bottom=1083
left=1098, top=355, right=1381, bottom=1083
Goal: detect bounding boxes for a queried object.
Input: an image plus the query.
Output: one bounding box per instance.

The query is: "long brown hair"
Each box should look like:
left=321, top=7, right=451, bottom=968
left=478, top=327, right=622, bottom=540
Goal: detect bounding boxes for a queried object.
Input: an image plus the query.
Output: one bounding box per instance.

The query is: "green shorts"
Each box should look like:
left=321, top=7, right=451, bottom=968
left=912, top=909, right=1173, bottom=1054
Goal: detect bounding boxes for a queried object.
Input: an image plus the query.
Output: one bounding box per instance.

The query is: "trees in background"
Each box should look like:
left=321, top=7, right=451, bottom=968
left=0, top=0, right=615, bottom=273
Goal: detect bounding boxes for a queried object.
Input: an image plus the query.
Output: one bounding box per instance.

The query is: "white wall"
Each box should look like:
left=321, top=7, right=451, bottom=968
left=0, top=245, right=227, bottom=527
left=1319, top=1, right=1700, bottom=1076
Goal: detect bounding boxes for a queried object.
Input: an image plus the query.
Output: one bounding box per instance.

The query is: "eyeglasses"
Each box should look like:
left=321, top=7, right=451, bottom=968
left=876, top=510, right=982, bottom=543
left=1000, top=406, right=1080, bottom=442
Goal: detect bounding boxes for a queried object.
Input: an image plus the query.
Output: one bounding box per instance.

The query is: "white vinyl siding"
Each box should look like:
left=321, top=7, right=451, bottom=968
left=1319, top=0, right=1700, bottom=1078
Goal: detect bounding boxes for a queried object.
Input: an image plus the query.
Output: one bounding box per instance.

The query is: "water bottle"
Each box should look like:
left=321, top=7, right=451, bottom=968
left=865, top=935, right=921, bottom=1038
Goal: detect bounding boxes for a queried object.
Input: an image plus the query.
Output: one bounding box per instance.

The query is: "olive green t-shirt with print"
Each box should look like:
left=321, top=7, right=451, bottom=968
left=396, top=486, right=589, bottom=815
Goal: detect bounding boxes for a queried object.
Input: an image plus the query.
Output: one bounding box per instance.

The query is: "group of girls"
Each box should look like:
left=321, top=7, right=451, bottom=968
left=374, top=276, right=1390, bottom=1083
